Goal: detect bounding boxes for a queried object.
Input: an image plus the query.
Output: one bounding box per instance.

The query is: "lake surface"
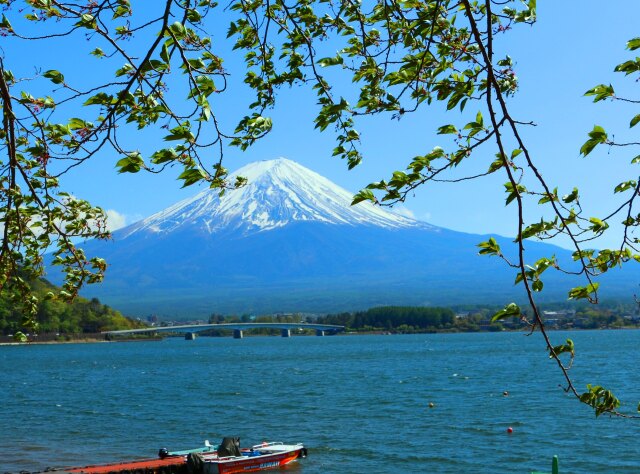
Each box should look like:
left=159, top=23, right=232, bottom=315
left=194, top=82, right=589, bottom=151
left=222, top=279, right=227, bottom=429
left=2, top=331, right=640, bottom=473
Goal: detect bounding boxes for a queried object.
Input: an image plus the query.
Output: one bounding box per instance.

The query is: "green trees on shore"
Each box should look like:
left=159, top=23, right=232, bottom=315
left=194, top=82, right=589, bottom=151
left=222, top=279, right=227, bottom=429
left=317, top=305, right=640, bottom=333
left=319, top=306, right=455, bottom=332
left=0, top=277, right=143, bottom=336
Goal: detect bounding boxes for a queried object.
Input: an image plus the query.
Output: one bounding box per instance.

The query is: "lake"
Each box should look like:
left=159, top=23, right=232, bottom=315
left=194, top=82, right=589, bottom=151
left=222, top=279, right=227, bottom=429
left=2, top=331, right=640, bottom=473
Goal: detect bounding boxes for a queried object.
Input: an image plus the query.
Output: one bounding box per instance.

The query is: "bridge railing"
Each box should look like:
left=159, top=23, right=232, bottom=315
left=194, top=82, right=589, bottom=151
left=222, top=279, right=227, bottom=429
left=104, top=322, right=345, bottom=336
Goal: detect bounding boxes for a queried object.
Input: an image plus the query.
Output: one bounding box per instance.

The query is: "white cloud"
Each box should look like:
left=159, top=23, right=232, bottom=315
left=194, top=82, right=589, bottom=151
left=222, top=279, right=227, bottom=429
left=105, top=209, right=127, bottom=231
left=392, top=205, right=416, bottom=219
left=391, top=206, right=433, bottom=223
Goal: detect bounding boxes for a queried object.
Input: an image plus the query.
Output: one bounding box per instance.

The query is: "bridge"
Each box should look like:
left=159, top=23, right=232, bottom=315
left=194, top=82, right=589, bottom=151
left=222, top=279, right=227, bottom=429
left=103, top=322, right=345, bottom=340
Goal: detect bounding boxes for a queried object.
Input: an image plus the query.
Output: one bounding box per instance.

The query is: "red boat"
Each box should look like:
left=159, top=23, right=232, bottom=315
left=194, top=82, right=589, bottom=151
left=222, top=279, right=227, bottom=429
left=194, top=439, right=307, bottom=474
left=55, top=438, right=306, bottom=474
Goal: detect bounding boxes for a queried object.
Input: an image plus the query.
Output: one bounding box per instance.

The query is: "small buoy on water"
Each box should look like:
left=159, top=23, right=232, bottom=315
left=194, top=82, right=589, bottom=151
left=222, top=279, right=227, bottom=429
left=503, top=391, right=509, bottom=397
left=507, top=427, right=513, bottom=434
left=428, top=402, right=435, bottom=408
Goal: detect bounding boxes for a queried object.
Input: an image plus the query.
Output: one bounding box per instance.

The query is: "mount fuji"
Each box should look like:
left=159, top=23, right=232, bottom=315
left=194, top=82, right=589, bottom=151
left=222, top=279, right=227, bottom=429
left=63, top=158, right=635, bottom=317
left=120, top=158, right=423, bottom=237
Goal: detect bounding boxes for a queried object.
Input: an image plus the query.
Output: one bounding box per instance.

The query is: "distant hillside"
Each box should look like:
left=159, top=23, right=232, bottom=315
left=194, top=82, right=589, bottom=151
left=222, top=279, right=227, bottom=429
left=0, top=278, right=145, bottom=336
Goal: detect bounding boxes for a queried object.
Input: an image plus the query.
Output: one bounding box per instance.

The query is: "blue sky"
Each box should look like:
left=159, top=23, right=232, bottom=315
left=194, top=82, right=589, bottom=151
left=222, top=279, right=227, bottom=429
left=4, top=1, right=639, bottom=249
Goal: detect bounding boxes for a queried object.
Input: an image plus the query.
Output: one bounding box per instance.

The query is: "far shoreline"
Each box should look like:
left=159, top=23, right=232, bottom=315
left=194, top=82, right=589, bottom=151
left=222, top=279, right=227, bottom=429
left=2, top=325, right=638, bottom=346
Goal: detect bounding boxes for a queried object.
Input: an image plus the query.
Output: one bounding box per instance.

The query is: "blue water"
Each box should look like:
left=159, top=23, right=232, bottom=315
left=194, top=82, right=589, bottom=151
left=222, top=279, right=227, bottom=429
left=2, top=331, right=640, bottom=473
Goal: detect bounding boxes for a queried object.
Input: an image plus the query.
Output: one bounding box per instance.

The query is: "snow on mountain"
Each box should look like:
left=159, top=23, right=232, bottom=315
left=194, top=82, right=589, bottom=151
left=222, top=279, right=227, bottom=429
left=119, top=158, right=429, bottom=238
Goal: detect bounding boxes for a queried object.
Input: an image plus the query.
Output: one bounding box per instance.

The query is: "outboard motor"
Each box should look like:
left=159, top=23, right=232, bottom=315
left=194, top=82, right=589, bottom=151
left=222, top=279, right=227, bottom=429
left=158, top=447, right=169, bottom=459
left=217, top=437, right=241, bottom=457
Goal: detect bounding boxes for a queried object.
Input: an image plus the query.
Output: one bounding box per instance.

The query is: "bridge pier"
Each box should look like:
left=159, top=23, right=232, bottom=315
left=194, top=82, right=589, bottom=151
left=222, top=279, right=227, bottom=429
left=281, top=329, right=291, bottom=338
left=185, top=332, right=197, bottom=340
left=233, top=329, right=243, bottom=339
left=316, top=329, right=325, bottom=336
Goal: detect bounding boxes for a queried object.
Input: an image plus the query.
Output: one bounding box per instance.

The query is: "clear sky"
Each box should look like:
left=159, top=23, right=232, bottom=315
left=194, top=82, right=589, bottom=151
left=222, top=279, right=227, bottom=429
left=4, top=1, right=639, bottom=249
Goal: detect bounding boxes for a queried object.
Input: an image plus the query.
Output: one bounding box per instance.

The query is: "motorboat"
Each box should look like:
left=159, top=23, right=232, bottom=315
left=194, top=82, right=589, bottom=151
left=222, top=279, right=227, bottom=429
left=182, top=438, right=307, bottom=474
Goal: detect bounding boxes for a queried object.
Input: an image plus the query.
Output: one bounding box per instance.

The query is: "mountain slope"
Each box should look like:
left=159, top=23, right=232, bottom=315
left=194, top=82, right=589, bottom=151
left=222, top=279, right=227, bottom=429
left=52, top=158, right=639, bottom=317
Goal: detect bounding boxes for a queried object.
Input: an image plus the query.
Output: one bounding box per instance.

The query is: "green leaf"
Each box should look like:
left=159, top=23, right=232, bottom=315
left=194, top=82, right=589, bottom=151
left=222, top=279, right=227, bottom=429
left=437, top=124, right=457, bottom=135
left=115, top=152, right=144, bottom=173
left=352, top=189, right=377, bottom=205
left=160, top=42, right=171, bottom=64
left=186, top=8, right=202, bottom=23
left=43, top=70, right=65, bottom=85
left=113, top=0, right=132, bottom=19
left=491, top=303, right=521, bottom=322
left=84, top=92, right=112, bottom=106
left=487, top=157, right=504, bottom=174
left=164, top=124, right=195, bottom=142
left=201, top=104, right=211, bottom=122
left=68, top=118, right=91, bottom=130
left=549, top=338, right=574, bottom=358
left=580, top=384, right=620, bottom=417
left=580, top=125, right=608, bottom=157
left=150, top=148, right=178, bottom=165
left=477, top=237, right=501, bottom=256
left=0, top=14, right=13, bottom=32
left=169, top=21, right=186, bottom=39
left=75, top=13, right=96, bottom=30
left=627, top=37, right=640, bottom=50
left=614, top=180, right=637, bottom=194
left=318, top=55, right=343, bottom=67
left=587, top=125, right=607, bottom=141
left=630, top=114, right=640, bottom=128
left=178, top=168, right=207, bottom=187
left=504, top=182, right=526, bottom=206
left=568, top=282, right=600, bottom=300
left=584, top=84, right=614, bottom=102
left=614, top=59, right=640, bottom=75
left=115, top=63, right=134, bottom=77
left=588, top=217, right=609, bottom=233
left=538, top=187, right=558, bottom=204
left=562, top=187, right=579, bottom=203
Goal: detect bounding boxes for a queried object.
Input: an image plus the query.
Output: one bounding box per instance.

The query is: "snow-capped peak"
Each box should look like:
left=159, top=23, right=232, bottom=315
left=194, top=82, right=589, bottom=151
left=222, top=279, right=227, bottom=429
left=119, top=158, right=429, bottom=237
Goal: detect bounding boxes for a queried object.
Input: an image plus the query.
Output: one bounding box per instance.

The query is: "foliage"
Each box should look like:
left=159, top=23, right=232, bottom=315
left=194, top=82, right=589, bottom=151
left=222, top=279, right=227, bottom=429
left=580, top=384, right=621, bottom=418
left=0, top=276, right=143, bottom=336
left=0, top=0, right=638, bottom=416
